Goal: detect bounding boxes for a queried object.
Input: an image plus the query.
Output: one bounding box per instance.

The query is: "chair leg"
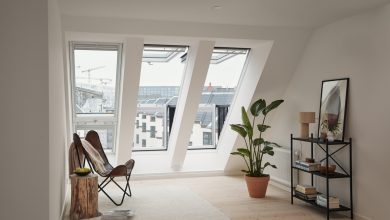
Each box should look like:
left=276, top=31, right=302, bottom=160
left=98, top=175, right=131, bottom=206
left=98, top=177, right=112, bottom=192
left=111, top=176, right=132, bottom=197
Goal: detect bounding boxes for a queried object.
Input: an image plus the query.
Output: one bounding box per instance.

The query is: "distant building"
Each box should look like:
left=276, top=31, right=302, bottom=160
left=133, top=86, right=235, bottom=151
left=74, top=84, right=235, bottom=151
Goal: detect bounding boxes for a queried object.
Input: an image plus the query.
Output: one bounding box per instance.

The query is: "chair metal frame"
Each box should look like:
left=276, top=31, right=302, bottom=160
left=73, top=131, right=135, bottom=206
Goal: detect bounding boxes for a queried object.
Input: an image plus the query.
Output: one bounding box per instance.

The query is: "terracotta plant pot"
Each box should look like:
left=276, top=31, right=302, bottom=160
left=244, top=175, right=270, bottom=198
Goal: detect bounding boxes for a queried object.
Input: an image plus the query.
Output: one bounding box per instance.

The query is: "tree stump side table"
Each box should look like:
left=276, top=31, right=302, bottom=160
left=70, top=174, right=99, bottom=220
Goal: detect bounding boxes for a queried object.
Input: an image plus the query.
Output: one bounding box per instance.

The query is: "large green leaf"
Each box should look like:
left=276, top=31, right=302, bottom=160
left=262, top=145, right=273, bottom=152
left=230, top=152, right=244, bottom=157
left=264, top=141, right=283, bottom=148
left=262, top=100, right=284, bottom=116
left=263, top=162, right=277, bottom=169
left=250, top=99, right=266, bottom=116
left=230, top=124, right=247, bottom=138
left=230, top=152, right=240, bottom=155
left=267, top=150, right=275, bottom=156
left=241, top=107, right=253, bottom=138
left=253, top=138, right=264, bottom=146
left=257, top=124, right=271, bottom=132
left=237, top=148, right=250, bottom=157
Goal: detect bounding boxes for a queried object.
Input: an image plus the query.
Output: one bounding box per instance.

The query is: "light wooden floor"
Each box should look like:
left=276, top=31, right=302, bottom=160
left=127, top=175, right=351, bottom=220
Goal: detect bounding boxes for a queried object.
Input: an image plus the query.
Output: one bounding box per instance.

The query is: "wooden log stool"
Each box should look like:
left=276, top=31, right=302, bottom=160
left=70, top=174, right=100, bottom=220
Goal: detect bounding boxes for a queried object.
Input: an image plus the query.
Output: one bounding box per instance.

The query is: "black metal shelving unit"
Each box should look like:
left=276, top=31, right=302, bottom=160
left=290, top=134, right=353, bottom=220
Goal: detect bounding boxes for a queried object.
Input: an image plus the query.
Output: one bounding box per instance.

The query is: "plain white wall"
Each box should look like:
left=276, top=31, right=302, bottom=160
left=49, top=0, right=68, bottom=219
left=0, top=0, right=50, bottom=219
left=267, top=4, right=390, bottom=219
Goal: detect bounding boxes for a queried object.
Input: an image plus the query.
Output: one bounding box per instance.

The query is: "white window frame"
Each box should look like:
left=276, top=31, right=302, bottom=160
left=132, top=44, right=188, bottom=152
left=69, top=42, right=123, bottom=153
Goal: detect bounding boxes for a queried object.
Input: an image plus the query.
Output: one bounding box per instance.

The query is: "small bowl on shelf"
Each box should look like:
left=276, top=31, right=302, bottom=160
left=319, top=165, right=336, bottom=173
left=74, top=167, right=91, bottom=176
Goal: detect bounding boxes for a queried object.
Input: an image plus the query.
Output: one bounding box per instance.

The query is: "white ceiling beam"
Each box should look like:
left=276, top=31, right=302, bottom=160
left=116, top=38, right=144, bottom=165
left=169, top=41, right=215, bottom=170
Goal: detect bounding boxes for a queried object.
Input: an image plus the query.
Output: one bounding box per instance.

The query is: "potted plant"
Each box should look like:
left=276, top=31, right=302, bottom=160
left=320, top=119, right=341, bottom=141
left=230, top=98, right=284, bottom=198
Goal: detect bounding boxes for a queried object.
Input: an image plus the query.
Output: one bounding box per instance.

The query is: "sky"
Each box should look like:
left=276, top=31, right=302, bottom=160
left=139, top=50, right=248, bottom=88
left=74, top=50, right=118, bottom=88
left=74, top=48, right=248, bottom=89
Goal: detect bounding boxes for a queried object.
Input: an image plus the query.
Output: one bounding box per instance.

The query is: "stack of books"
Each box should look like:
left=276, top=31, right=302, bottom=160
left=316, top=194, right=340, bottom=209
left=295, top=184, right=317, bottom=201
left=295, top=160, right=321, bottom=171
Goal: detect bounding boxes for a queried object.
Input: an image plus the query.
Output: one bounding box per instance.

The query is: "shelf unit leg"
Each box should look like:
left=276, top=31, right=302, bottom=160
left=326, top=141, right=330, bottom=220
left=310, top=134, right=314, bottom=186
left=290, top=134, right=294, bottom=204
left=350, top=138, right=353, bottom=219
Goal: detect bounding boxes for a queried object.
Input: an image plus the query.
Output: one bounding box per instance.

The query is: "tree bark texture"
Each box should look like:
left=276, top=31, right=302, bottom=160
left=70, top=174, right=99, bottom=220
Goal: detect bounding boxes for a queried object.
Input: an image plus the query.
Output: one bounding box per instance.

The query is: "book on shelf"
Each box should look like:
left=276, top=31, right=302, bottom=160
left=316, top=194, right=340, bottom=203
left=295, top=160, right=321, bottom=167
left=295, top=184, right=317, bottom=194
left=294, top=190, right=317, bottom=201
left=316, top=199, right=340, bottom=209
left=295, top=160, right=320, bottom=171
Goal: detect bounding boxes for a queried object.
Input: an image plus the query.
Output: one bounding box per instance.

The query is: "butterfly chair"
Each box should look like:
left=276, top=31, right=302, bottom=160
left=73, top=131, right=135, bottom=206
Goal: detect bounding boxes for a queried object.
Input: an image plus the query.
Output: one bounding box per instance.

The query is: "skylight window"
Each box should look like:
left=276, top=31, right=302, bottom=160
left=188, top=47, right=249, bottom=150
left=180, top=47, right=248, bottom=64
left=142, top=46, right=187, bottom=63
left=70, top=42, right=122, bottom=153
left=133, top=45, right=188, bottom=151
left=210, top=48, right=248, bottom=64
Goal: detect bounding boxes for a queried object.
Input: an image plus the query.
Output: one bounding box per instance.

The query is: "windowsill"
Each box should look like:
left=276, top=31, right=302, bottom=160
left=188, top=148, right=217, bottom=151
left=132, top=149, right=169, bottom=155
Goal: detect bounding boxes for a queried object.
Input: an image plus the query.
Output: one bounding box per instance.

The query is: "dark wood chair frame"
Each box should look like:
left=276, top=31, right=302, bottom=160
left=73, top=131, right=135, bottom=206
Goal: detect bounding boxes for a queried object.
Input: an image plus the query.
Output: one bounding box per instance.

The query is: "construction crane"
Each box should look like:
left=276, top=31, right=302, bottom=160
left=76, top=77, right=112, bottom=85
left=81, top=66, right=105, bottom=83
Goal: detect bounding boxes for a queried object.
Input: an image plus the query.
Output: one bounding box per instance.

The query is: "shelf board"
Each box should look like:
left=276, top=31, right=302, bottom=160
left=292, top=137, right=350, bottom=145
left=292, top=166, right=350, bottom=178
left=293, top=195, right=351, bottom=212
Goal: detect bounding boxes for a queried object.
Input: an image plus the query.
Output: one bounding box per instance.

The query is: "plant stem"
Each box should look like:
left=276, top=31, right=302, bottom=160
left=243, top=137, right=252, bottom=174
left=256, top=115, right=267, bottom=175
left=251, top=115, right=257, bottom=174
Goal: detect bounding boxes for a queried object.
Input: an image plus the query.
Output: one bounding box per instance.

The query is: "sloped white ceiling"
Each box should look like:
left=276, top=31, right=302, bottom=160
left=59, top=0, right=389, bottom=28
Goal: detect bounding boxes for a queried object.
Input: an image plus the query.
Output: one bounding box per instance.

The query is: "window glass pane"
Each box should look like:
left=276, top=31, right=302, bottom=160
left=73, top=48, right=119, bottom=115
left=142, top=139, right=146, bottom=147
left=76, top=127, right=115, bottom=151
left=189, top=48, right=249, bottom=149
left=71, top=43, right=122, bottom=154
left=203, top=132, right=212, bottom=145
left=150, top=126, right=156, bottom=138
left=133, top=45, right=187, bottom=151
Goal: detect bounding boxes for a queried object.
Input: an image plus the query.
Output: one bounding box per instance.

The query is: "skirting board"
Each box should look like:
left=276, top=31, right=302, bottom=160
left=132, top=170, right=227, bottom=180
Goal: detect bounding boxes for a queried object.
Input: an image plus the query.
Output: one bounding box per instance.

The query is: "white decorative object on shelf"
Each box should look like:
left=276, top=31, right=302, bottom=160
left=327, top=131, right=334, bottom=142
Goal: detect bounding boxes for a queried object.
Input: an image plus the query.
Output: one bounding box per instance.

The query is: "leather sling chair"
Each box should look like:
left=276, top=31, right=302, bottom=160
left=73, top=131, right=135, bottom=206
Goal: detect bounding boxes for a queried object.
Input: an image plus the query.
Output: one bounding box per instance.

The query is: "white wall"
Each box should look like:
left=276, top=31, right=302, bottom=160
left=224, top=33, right=310, bottom=174
left=49, top=0, right=68, bottom=219
left=0, top=0, right=49, bottom=219
left=268, top=4, right=390, bottom=219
